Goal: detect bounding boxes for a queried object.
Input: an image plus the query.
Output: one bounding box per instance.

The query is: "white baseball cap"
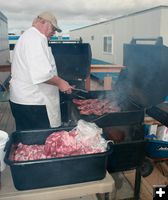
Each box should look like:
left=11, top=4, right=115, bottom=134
left=38, top=11, right=62, bottom=32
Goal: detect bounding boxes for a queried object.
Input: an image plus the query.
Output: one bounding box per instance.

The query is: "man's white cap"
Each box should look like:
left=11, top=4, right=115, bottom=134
left=38, top=11, right=62, bottom=32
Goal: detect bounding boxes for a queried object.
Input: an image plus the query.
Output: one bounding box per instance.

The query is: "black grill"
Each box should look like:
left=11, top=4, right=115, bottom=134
left=50, top=38, right=168, bottom=199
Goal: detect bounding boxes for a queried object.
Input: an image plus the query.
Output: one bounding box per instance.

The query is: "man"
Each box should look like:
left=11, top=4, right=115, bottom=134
left=10, top=11, right=73, bottom=130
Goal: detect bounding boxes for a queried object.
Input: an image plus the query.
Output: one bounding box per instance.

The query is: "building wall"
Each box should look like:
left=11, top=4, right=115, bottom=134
left=0, top=11, right=10, bottom=84
left=160, top=7, right=168, bottom=46
left=70, top=6, right=166, bottom=65
left=0, top=11, right=10, bottom=65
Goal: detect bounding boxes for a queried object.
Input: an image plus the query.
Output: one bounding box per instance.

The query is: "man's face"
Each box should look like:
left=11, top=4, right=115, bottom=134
left=44, top=21, right=56, bottom=40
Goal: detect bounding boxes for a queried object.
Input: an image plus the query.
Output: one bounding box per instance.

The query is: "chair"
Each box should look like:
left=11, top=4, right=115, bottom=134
left=0, top=79, right=10, bottom=102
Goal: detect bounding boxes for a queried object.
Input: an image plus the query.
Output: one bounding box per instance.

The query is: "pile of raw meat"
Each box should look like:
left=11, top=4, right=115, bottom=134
left=11, top=120, right=107, bottom=161
left=72, top=98, right=120, bottom=115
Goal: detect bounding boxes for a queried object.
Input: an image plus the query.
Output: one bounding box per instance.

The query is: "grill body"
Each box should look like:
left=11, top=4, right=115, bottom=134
left=50, top=39, right=168, bottom=199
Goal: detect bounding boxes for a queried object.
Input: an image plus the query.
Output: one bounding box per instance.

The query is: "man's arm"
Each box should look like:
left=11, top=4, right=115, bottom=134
left=45, top=75, right=73, bottom=94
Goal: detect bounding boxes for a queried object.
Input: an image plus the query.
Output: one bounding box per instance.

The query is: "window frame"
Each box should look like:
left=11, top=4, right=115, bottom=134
left=103, top=35, right=113, bottom=54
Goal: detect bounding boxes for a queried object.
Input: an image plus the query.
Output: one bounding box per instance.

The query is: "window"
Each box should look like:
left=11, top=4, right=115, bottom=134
left=103, top=36, right=113, bottom=54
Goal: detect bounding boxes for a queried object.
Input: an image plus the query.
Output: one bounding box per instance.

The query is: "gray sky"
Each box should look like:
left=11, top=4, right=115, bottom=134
left=1, top=0, right=168, bottom=34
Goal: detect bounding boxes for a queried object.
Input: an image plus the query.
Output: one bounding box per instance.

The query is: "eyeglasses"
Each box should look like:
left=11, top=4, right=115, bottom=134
left=48, top=21, right=56, bottom=32
left=51, top=24, right=56, bottom=32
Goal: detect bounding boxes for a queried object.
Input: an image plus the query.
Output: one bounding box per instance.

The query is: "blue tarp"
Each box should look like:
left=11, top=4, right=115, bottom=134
left=91, top=58, right=112, bottom=65
left=91, top=58, right=119, bottom=83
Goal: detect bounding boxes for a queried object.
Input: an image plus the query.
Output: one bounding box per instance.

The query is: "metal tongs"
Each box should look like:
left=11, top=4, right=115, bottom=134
left=73, top=88, right=88, bottom=93
left=71, top=87, right=88, bottom=99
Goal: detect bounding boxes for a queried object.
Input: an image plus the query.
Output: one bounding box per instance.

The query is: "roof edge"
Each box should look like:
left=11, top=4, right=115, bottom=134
left=0, top=11, right=8, bottom=22
left=70, top=5, right=168, bottom=32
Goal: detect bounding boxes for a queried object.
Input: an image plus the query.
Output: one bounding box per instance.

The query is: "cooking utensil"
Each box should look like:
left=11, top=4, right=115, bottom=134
left=71, top=92, right=86, bottom=99
left=73, top=88, right=88, bottom=93
left=70, top=87, right=88, bottom=99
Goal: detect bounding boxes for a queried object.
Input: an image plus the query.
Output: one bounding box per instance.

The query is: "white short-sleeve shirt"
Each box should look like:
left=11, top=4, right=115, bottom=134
left=10, top=27, right=61, bottom=127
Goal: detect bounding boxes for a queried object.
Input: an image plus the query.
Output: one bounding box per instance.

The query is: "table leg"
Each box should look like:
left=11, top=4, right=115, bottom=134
left=104, top=192, right=110, bottom=200
left=96, top=192, right=111, bottom=200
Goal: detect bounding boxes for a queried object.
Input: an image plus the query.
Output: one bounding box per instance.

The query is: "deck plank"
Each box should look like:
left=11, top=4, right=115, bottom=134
left=124, top=165, right=168, bottom=200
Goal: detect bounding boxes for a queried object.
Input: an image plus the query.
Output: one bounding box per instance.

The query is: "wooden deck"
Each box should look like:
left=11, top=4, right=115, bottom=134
left=124, top=163, right=168, bottom=200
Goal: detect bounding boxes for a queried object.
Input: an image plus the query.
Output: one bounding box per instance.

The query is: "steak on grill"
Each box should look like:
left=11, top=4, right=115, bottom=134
left=72, top=98, right=120, bottom=115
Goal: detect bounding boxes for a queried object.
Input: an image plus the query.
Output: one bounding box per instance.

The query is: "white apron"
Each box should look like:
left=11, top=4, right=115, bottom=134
left=42, top=47, right=61, bottom=127
left=39, top=84, right=61, bottom=128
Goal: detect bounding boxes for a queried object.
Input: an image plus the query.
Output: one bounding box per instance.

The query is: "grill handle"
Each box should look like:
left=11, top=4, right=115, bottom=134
left=130, top=37, right=163, bottom=45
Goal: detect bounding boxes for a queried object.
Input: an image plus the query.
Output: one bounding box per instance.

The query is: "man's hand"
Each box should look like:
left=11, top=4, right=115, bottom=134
left=46, top=76, right=74, bottom=94
left=58, top=79, right=73, bottom=94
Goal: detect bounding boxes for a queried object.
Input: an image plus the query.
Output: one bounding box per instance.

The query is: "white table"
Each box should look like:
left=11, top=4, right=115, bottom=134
left=0, top=167, right=115, bottom=200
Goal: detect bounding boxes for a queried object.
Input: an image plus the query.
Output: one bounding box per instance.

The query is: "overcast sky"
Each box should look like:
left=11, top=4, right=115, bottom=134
left=1, top=0, right=168, bottom=34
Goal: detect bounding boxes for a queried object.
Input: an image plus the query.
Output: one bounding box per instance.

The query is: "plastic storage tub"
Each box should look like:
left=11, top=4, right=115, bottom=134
left=4, top=127, right=111, bottom=190
left=0, top=130, right=9, bottom=171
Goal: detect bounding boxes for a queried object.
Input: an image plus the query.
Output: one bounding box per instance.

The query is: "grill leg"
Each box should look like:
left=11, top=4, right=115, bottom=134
left=134, top=166, right=142, bottom=200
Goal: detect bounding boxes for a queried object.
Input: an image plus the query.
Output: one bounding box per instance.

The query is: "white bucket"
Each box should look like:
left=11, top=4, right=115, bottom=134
left=0, top=130, right=9, bottom=171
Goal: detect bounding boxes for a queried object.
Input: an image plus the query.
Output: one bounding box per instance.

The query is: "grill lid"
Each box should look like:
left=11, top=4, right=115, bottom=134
left=114, top=37, right=168, bottom=108
left=146, top=102, right=168, bottom=127
left=49, top=43, right=91, bottom=81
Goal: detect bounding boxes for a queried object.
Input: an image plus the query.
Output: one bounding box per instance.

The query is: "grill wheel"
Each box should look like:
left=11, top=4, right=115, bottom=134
left=141, top=157, right=154, bottom=177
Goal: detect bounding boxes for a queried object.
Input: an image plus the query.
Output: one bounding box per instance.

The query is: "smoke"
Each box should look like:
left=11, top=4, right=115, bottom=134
left=112, top=39, right=168, bottom=109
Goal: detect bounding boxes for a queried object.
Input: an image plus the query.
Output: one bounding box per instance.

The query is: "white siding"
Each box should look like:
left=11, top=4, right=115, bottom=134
left=70, top=6, right=167, bottom=65
left=0, top=12, right=10, bottom=65
left=160, top=7, right=168, bottom=46
left=0, top=12, right=10, bottom=83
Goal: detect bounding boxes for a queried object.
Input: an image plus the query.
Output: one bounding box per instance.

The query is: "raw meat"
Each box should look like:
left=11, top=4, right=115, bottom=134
left=11, top=143, right=49, bottom=161
left=44, top=130, right=81, bottom=157
left=11, top=126, right=106, bottom=161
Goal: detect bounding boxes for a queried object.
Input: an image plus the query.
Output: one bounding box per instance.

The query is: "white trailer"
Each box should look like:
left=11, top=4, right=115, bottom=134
left=70, top=5, right=168, bottom=65
left=0, top=11, right=10, bottom=87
